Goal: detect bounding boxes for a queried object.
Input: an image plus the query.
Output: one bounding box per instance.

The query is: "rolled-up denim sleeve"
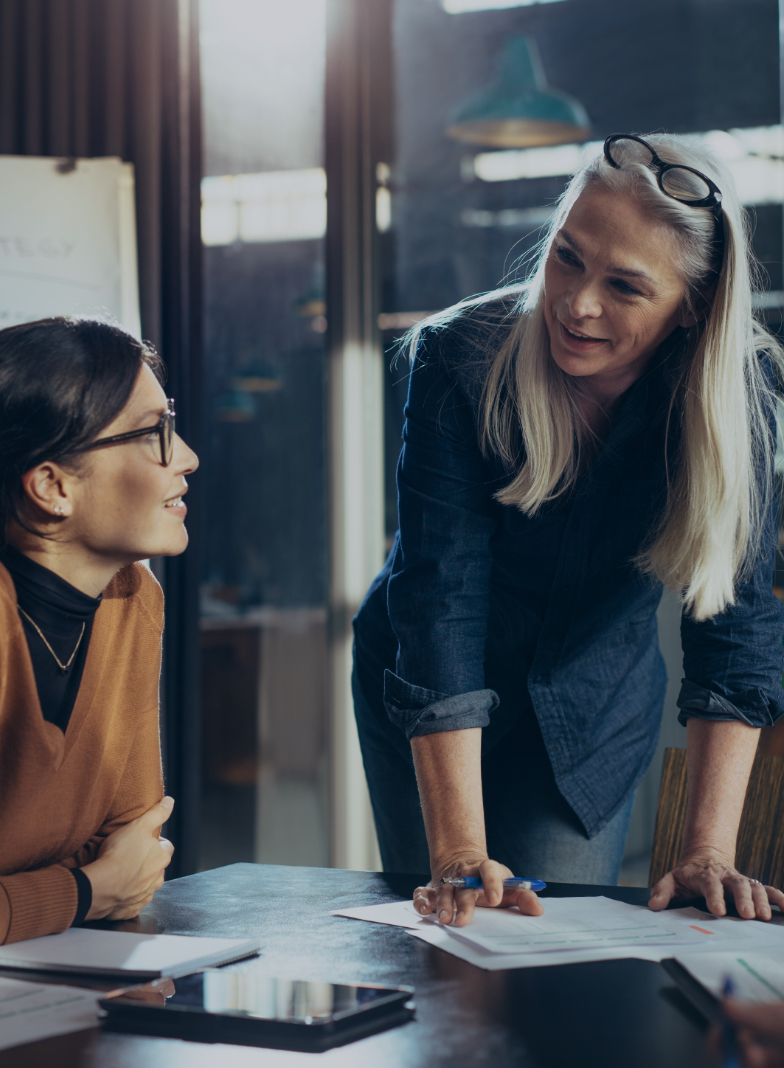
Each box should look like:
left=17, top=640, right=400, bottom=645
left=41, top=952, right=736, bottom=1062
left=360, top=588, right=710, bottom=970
left=383, top=669, right=499, bottom=740
left=386, top=329, right=500, bottom=736
left=678, top=383, right=784, bottom=728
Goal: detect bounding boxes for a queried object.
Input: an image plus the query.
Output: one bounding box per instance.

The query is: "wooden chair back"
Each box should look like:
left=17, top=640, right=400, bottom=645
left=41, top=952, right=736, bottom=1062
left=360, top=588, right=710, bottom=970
left=648, top=747, right=784, bottom=888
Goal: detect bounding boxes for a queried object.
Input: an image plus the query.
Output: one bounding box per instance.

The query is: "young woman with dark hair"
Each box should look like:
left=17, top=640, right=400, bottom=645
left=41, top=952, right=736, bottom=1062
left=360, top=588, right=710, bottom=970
left=0, top=316, right=198, bottom=944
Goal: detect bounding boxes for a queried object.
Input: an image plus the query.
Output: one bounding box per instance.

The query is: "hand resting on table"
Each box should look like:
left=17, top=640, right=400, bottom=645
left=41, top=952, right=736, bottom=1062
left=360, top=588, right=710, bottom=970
left=648, top=847, right=784, bottom=922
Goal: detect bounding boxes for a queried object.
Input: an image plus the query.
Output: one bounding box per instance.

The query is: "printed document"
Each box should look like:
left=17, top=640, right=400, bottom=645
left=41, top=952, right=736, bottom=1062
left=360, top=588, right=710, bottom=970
left=674, top=949, right=784, bottom=1004
left=0, top=976, right=101, bottom=1051
left=333, top=896, right=784, bottom=971
left=438, top=896, right=751, bottom=954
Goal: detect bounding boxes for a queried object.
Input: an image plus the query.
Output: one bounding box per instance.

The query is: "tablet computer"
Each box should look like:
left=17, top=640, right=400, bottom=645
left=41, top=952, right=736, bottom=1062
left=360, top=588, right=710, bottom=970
left=100, top=969, right=415, bottom=1051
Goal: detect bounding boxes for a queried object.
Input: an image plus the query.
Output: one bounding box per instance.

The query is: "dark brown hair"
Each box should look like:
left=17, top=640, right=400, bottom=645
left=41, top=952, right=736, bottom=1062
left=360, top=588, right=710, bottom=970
left=0, top=317, right=162, bottom=540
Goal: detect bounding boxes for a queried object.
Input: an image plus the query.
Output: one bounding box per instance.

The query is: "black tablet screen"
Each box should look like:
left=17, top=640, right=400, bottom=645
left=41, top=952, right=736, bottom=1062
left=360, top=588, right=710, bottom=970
left=109, top=971, right=407, bottom=1026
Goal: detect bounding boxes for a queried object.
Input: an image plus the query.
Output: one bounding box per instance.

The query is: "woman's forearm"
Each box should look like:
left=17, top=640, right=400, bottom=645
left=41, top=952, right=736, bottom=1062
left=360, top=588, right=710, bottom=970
left=410, top=728, right=486, bottom=876
left=682, top=717, right=759, bottom=859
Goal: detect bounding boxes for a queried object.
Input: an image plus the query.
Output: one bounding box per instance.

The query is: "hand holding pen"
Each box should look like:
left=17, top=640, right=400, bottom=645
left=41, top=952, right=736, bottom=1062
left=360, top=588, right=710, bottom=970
left=412, top=857, right=545, bottom=927
left=707, top=984, right=784, bottom=1068
left=721, top=976, right=741, bottom=1068
left=441, top=876, right=547, bottom=892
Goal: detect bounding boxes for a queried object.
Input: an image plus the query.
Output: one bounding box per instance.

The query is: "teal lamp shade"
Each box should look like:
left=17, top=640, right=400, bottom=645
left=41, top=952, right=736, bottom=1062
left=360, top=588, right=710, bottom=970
left=231, top=359, right=282, bottom=393
left=216, top=389, right=256, bottom=423
left=447, top=36, right=590, bottom=148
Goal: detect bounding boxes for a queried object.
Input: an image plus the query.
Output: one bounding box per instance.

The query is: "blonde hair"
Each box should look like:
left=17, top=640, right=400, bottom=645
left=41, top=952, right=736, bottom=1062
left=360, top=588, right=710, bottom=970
left=413, top=134, right=783, bottom=621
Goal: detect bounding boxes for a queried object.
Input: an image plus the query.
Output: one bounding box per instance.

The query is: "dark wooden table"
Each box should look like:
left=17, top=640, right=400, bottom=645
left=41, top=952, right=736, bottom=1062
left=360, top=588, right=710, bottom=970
left=0, top=864, right=711, bottom=1068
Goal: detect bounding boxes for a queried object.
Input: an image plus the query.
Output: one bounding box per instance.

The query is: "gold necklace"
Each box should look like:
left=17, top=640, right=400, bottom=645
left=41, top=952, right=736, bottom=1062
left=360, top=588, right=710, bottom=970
left=17, top=606, right=86, bottom=674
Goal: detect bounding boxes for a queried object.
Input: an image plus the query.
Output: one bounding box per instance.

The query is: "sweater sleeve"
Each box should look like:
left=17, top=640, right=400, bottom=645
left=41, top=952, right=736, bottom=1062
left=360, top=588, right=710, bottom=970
left=0, top=865, right=80, bottom=944
left=0, top=704, right=163, bottom=945
left=68, top=701, right=165, bottom=870
left=68, top=570, right=165, bottom=869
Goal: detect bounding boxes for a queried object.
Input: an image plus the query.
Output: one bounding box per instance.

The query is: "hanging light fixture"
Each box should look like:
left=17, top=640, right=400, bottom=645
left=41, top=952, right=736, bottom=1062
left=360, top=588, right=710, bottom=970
left=215, top=389, right=256, bottom=423
left=231, top=359, right=282, bottom=393
left=447, top=35, right=590, bottom=148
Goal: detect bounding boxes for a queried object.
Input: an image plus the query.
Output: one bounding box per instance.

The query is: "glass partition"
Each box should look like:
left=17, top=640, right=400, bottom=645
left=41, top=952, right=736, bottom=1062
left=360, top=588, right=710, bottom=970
left=199, top=0, right=329, bottom=869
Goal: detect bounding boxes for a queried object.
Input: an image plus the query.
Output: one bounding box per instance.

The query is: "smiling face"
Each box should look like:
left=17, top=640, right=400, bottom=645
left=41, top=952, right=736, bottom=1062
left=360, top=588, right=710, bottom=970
left=61, top=363, right=199, bottom=566
left=543, top=183, right=693, bottom=400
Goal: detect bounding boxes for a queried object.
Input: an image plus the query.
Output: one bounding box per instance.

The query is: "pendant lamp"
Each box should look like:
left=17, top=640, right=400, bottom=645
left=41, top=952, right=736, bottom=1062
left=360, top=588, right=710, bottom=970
left=231, top=359, right=282, bottom=393
left=447, top=35, right=590, bottom=148
left=215, top=389, right=256, bottom=423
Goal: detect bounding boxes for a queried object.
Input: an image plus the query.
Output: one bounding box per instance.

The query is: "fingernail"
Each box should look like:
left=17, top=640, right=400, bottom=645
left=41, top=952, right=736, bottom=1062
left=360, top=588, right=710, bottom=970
left=162, top=796, right=174, bottom=808
left=439, top=910, right=451, bottom=922
left=456, top=911, right=465, bottom=922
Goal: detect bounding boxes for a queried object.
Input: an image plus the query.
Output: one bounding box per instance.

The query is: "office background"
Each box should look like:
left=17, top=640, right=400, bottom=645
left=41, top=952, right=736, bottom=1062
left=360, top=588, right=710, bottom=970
left=1, top=0, right=782, bottom=884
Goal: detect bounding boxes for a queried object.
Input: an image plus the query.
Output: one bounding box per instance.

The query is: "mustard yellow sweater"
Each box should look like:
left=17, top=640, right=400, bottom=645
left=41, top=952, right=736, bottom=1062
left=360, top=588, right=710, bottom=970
left=0, top=561, right=164, bottom=944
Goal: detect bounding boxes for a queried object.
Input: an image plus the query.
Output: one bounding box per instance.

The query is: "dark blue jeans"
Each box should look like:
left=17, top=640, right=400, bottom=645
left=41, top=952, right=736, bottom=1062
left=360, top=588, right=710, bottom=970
left=353, top=665, right=634, bottom=884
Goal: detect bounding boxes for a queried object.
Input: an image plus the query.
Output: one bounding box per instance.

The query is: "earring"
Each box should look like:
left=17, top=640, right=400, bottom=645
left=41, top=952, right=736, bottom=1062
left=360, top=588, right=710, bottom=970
left=54, top=506, right=63, bottom=516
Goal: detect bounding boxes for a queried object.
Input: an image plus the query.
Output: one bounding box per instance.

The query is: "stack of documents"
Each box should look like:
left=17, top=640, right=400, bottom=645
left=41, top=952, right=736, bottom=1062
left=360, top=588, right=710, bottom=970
left=0, top=928, right=259, bottom=979
left=0, top=977, right=103, bottom=1051
left=332, top=896, right=784, bottom=972
left=0, top=928, right=259, bottom=1052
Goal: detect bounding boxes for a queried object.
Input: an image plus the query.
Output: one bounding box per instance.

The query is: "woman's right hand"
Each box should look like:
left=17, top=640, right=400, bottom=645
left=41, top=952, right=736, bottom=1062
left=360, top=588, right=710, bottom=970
left=413, top=854, right=544, bottom=927
left=708, top=1000, right=784, bottom=1066
left=82, top=797, right=175, bottom=920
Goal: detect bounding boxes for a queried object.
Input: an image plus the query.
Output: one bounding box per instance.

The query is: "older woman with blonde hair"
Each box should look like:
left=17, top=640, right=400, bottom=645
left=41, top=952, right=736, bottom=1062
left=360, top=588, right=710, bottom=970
left=353, top=133, right=784, bottom=925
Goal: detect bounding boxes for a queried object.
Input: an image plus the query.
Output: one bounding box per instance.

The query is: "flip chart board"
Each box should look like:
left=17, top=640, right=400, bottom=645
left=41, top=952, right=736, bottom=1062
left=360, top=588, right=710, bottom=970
left=0, top=155, right=140, bottom=336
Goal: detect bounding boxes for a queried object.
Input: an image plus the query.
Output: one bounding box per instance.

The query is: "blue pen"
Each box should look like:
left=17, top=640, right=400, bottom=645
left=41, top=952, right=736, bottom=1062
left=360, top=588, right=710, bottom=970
left=440, top=876, right=547, bottom=892
left=721, top=975, right=740, bottom=1068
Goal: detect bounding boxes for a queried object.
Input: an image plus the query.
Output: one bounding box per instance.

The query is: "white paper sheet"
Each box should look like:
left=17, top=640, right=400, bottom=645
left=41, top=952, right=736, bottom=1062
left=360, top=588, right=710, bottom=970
left=406, top=924, right=669, bottom=971
left=674, top=949, right=784, bottom=1003
left=0, top=977, right=101, bottom=1051
left=331, top=901, right=422, bottom=929
left=437, top=896, right=753, bottom=955
left=333, top=897, right=784, bottom=971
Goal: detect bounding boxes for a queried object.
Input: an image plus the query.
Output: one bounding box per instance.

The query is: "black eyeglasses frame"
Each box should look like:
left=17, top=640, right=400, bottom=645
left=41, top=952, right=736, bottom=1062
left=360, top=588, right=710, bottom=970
left=603, top=134, right=723, bottom=219
left=79, top=398, right=176, bottom=467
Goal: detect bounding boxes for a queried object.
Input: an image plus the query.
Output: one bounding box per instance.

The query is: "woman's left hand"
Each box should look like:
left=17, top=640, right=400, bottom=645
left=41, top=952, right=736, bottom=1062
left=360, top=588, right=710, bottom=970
left=648, top=846, right=784, bottom=920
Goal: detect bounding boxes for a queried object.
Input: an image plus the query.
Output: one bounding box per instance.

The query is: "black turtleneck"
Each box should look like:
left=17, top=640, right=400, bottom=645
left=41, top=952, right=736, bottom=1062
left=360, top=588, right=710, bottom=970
left=1, top=545, right=101, bottom=732
left=0, top=545, right=102, bottom=926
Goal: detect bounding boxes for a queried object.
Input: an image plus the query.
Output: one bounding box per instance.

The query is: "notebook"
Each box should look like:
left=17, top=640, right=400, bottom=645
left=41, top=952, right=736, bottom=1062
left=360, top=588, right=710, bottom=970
left=0, top=928, right=259, bottom=979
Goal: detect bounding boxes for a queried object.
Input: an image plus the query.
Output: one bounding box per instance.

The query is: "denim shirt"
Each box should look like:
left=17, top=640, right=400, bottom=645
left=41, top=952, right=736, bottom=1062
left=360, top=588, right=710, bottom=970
left=353, top=308, right=784, bottom=838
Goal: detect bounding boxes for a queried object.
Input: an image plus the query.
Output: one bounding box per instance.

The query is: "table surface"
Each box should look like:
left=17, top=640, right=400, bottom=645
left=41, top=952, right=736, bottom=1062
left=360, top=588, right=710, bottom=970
left=0, top=864, right=711, bottom=1068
